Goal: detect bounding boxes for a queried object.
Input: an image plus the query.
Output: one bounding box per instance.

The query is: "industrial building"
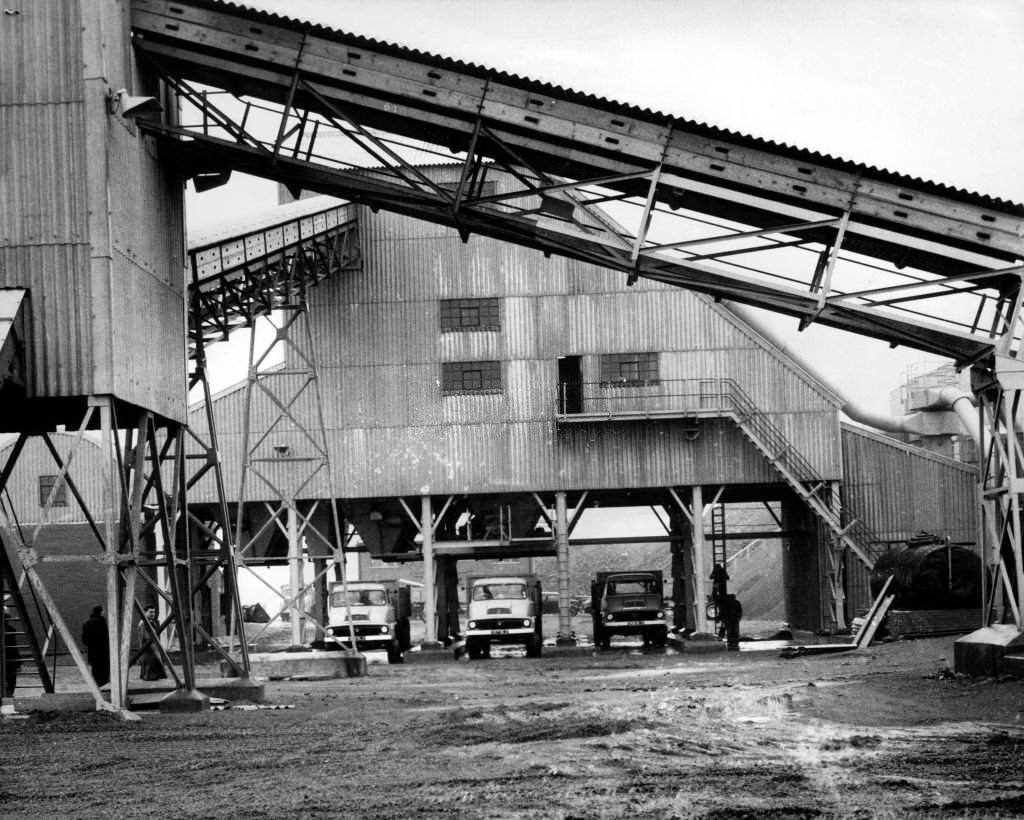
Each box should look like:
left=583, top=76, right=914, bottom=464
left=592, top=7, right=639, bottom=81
left=185, top=179, right=980, bottom=647
left=1, top=0, right=1020, bottom=713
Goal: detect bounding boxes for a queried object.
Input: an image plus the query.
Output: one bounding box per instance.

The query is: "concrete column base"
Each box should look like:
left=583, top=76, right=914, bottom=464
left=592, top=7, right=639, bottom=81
left=160, top=688, right=210, bottom=712
left=555, top=636, right=577, bottom=647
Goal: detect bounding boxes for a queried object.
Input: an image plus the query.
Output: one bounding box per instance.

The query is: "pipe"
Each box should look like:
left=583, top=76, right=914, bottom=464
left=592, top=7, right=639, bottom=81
left=720, top=301, right=982, bottom=446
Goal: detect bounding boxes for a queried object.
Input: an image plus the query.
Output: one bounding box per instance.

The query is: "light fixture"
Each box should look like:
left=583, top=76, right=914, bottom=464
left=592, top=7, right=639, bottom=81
left=106, top=87, right=162, bottom=119
left=273, top=444, right=291, bottom=457
left=192, top=170, right=233, bottom=193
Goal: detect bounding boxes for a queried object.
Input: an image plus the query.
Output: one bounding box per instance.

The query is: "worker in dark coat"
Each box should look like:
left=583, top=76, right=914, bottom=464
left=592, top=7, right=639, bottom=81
left=710, top=563, right=730, bottom=605
left=81, top=605, right=110, bottom=687
left=721, top=594, right=743, bottom=651
left=3, top=611, right=21, bottom=698
left=136, top=605, right=166, bottom=681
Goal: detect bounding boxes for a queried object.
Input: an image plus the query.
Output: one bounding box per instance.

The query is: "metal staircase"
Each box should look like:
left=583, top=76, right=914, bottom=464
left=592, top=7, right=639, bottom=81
left=724, top=380, right=881, bottom=569
left=0, top=531, right=55, bottom=698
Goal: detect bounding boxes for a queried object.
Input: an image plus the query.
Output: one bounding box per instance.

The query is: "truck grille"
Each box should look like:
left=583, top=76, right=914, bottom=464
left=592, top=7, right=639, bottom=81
left=475, top=618, right=526, bottom=631
left=609, top=609, right=660, bottom=621
left=330, top=625, right=387, bottom=637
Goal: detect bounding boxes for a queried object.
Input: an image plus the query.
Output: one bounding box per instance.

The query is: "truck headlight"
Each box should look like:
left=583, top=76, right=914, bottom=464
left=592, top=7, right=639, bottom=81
left=522, top=618, right=531, bottom=627
left=656, top=611, right=665, bottom=619
left=468, top=620, right=477, bottom=629
left=605, top=613, right=614, bottom=622
left=381, top=625, right=390, bottom=634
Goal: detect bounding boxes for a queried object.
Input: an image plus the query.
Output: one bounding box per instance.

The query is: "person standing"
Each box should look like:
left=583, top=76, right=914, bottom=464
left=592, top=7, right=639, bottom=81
left=81, top=606, right=109, bottom=687
left=722, top=593, right=743, bottom=651
left=136, top=605, right=166, bottom=681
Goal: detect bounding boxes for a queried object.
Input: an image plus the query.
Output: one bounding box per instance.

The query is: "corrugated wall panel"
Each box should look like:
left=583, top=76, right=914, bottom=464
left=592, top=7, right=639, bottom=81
left=841, top=425, right=978, bottom=547
left=0, top=1, right=83, bottom=104
left=2, top=0, right=185, bottom=419
left=0, top=244, right=93, bottom=398
left=0, top=433, right=111, bottom=526
left=201, top=164, right=850, bottom=501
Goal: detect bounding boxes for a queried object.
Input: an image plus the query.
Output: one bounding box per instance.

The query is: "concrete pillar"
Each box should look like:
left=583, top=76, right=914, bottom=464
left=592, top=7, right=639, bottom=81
left=287, top=501, right=304, bottom=646
left=555, top=491, right=575, bottom=645
left=421, top=495, right=440, bottom=647
left=691, top=485, right=710, bottom=634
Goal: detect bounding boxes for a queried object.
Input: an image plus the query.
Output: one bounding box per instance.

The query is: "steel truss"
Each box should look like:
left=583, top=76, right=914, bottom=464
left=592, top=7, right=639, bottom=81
left=130, top=0, right=1024, bottom=629
left=230, top=299, right=354, bottom=652
left=186, top=202, right=362, bottom=660
left=0, top=400, right=202, bottom=715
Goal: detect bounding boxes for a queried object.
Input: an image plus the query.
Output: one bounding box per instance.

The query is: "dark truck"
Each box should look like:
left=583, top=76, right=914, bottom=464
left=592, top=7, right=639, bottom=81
left=591, top=570, right=668, bottom=648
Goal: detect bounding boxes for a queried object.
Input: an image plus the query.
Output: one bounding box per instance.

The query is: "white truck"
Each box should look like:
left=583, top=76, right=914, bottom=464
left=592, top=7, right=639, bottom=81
left=325, top=580, right=412, bottom=663
left=463, top=574, right=543, bottom=659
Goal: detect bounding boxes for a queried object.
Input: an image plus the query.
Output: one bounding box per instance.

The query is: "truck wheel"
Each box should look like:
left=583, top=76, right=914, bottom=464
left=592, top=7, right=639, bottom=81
left=387, top=639, right=404, bottom=664
left=525, top=634, right=542, bottom=658
left=467, top=638, right=484, bottom=660
left=601, top=630, right=611, bottom=649
left=653, top=626, right=668, bottom=647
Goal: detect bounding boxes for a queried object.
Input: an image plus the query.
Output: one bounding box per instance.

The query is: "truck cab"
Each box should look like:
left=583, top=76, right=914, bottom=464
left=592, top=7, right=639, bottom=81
left=325, top=580, right=412, bottom=663
left=591, top=570, right=667, bottom=649
left=464, top=574, right=543, bottom=659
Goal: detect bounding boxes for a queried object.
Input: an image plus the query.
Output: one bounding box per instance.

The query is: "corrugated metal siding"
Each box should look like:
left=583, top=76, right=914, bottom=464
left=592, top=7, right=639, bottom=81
left=0, top=0, right=83, bottom=105
left=198, top=164, right=844, bottom=500
left=841, top=425, right=978, bottom=547
left=1, top=0, right=185, bottom=419
left=0, top=433, right=112, bottom=526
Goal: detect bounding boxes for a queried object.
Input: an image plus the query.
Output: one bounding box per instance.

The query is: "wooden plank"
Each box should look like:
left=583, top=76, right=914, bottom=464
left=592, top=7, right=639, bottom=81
left=856, top=593, right=895, bottom=649
left=853, top=574, right=895, bottom=649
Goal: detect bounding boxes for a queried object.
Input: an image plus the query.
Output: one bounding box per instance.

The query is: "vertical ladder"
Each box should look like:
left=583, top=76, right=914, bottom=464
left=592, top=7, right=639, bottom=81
left=710, top=504, right=727, bottom=570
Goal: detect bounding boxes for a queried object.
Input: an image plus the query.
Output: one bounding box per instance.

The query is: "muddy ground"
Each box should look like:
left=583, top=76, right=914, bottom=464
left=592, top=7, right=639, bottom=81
left=3, top=627, right=1024, bottom=819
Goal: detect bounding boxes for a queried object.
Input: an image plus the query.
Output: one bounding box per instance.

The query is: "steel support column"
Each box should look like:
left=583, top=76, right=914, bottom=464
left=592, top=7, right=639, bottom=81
left=421, top=494, right=439, bottom=647
left=554, top=491, right=574, bottom=644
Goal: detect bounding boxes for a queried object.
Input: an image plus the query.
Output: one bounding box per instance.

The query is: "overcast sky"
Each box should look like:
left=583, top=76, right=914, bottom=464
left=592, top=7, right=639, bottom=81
left=190, top=0, right=1024, bottom=414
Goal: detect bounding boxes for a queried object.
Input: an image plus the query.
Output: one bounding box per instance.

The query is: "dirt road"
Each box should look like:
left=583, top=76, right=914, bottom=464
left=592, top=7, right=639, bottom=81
left=2, top=634, right=1024, bottom=819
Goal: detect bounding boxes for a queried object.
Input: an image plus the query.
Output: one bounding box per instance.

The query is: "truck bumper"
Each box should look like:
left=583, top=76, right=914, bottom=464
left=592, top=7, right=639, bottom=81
left=466, top=627, right=533, bottom=644
left=604, top=619, right=666, bottom=635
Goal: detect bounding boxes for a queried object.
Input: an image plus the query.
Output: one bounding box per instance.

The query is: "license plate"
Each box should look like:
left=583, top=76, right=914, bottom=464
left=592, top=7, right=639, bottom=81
left=626, top=620, right=642, bottom=626
left=492, top=629, right=509, bottom=635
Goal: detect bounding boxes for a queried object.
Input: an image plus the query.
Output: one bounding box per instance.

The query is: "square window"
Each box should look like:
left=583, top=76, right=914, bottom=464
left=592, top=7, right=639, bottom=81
left=440, top=298, right=500, bottom=332
left=38, top=475, right=67, bottom=508
left=600, top=352, right=660, bottom=387
left=442, top=361, right=502, bottom=395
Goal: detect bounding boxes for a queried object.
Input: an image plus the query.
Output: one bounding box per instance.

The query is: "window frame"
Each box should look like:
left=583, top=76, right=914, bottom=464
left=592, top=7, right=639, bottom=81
left=440, top=297, right=501, bottom=333
left=441, top=360, right=503, bottom=396
left=598, top=352, right=661, bottom=388
left=38, top=474, right=68, bottom=508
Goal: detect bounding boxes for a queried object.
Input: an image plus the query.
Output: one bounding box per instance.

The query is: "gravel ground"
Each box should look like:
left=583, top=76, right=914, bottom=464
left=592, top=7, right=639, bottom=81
left=3, top=628, right=1024, bottom=819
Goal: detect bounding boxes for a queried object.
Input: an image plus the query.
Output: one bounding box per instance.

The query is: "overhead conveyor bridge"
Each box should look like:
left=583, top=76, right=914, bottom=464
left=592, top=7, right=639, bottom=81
left=131, top=0, right=1024, bottom=369
left=187, top=200, right=359, bottom=354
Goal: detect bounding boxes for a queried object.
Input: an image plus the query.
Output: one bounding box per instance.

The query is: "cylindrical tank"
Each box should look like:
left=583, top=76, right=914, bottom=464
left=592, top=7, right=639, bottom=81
left=870, top=538, right=982, bottom=610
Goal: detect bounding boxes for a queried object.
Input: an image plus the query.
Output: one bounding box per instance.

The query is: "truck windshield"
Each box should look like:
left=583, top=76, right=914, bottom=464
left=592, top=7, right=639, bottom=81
left=331, top=589, right=387, bottom=607
left=473, top=583, right=527, bottom=601
left=608, top=579, right=655, bottom=595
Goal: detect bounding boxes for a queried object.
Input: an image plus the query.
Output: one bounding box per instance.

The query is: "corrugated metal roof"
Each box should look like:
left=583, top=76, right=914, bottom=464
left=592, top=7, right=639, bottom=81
left=195, top=0, right=1023, bottom=215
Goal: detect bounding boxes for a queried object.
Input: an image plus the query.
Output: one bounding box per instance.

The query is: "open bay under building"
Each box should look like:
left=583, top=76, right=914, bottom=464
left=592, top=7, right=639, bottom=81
left=186, top=171, right=979, bottom=646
